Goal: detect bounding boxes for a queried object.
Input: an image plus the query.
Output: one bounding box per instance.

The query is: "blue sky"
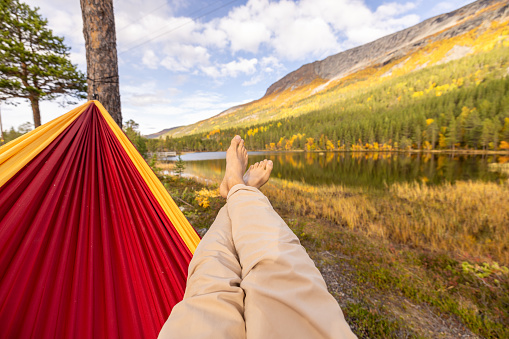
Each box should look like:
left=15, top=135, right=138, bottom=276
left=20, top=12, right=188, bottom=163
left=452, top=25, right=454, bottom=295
left=3, top=0, right=472, bottom=135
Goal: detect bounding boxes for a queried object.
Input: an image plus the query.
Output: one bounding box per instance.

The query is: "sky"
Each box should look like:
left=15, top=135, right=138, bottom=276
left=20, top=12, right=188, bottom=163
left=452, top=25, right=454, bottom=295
left=2, top=0, right=473, bottom=135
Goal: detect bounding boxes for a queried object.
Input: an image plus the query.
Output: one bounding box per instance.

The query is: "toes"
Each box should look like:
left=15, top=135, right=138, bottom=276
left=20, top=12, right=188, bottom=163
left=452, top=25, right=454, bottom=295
left=266, top=160, right=273, bottom=170
left=254, top=162, right=260, bottom=168
left=261, top=159, right=268, bottom=168
left=239, top=139, right=245, bottom=149
left=231, top=135, right=241, bottom=146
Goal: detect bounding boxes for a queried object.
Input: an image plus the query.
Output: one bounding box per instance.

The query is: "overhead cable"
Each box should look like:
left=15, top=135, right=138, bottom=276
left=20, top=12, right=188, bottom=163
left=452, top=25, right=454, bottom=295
left=119, top=0, right=240, bottom=55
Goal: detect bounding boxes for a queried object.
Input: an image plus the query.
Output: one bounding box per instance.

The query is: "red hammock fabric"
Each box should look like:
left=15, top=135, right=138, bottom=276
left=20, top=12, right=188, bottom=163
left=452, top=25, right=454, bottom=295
left=0, top=104, right=193, bottom=338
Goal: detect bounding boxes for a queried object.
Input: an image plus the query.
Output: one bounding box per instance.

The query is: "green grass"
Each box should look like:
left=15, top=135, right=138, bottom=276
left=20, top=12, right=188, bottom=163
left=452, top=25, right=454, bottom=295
left=161, top=173, right=509, bottom=337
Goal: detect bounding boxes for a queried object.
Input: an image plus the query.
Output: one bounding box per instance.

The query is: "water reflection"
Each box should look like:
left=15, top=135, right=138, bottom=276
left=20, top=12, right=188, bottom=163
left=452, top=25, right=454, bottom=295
left=167, top=152, right=508, bottom=188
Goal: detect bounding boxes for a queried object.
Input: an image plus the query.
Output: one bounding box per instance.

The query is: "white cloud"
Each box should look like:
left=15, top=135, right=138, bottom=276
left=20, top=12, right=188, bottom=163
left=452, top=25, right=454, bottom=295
left=142, top=50, right=159, bottom=69
left=219, top=18, right=271, bottom=53
left=127, top=94, right=172, bottom=107
left=111, top=0, right=421, bottom=75
left=121, top=81, right=181, bottom=107
left=202, top=58, right=258, bottom=78
left=429, top=0, right=471, bottom=16
left=242, top=75, right=263, bottom=86
left=3, top=0, right=428, bottom=134
left=272, top=16, right=339, bottom=60
left=375, top=2, right=418, bottom=17
left=160, top=44, right=210, bottom=72
left=261, top=56, right=285, bottom=73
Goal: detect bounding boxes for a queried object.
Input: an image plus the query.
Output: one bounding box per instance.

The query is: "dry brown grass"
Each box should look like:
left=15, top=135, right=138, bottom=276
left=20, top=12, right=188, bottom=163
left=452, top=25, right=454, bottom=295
left=262, top=179, right=509, bottom=264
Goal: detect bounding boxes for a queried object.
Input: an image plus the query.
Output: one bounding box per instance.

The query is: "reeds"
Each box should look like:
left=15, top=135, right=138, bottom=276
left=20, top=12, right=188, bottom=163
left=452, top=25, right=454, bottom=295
left=263, top=179, right=509, bottom=264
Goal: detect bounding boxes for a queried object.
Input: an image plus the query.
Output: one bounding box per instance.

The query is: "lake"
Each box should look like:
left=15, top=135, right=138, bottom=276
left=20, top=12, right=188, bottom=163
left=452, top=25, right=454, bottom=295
left=165, top=151, right=508, bottom=188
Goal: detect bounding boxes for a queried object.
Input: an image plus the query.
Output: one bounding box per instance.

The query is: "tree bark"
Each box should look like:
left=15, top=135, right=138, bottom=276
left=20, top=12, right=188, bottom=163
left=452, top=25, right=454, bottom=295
left=80, top=0, right=122, bottom=127
left=30, top=97, right=41, bottom=128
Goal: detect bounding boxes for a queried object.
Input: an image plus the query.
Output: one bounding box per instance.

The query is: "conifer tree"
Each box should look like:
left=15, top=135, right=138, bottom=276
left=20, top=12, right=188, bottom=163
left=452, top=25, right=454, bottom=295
left=413, top=125, right=422, bottom=149
left=480, top=119, right=493, bottom=150
left=0, top=0, right=87, bottom=127
left=426, top=121, right=438, bottom=149
left=446, top=117, right=459, bottom=151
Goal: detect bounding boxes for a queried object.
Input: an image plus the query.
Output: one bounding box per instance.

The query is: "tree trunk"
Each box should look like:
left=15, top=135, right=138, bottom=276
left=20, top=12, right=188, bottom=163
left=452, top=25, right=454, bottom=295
left=30, top=97, right=41, bottom=128
left=80, top=0, right=122, bottom=127
left=0, top=104, right=4, bottom=144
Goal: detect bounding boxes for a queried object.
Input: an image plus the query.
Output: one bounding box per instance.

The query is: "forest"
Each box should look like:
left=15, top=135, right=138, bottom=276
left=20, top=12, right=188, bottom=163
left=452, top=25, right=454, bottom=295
left=4, top=28, right=509, bottom=154
left=143, top=36, right=509, bottom=154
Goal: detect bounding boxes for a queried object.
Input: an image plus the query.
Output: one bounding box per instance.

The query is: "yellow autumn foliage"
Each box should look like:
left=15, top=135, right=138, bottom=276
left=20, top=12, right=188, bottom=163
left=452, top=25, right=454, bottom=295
left=195, top=188, right=220, bottom=208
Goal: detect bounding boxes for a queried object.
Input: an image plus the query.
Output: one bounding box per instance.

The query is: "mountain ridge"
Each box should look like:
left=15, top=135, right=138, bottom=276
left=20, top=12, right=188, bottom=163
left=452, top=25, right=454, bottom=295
left=163, top=0, right=509, bottom=138
left=265, top=0, right=507, bottom=96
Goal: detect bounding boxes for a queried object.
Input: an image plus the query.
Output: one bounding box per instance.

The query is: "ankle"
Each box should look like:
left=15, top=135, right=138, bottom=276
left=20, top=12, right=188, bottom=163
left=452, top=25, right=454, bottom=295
left=227, top=176, right=244, bottom=190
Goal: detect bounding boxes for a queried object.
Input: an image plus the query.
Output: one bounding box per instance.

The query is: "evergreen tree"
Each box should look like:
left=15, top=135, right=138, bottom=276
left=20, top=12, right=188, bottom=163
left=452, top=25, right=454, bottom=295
left=464, top=109, right=482, bottom=148
left=502, top=118, right=509, bottom=142
left=0, top=0, right=87, bottom=127
left=480, top=119, right=493, bottom=150
left=413, top=125, right=422, bottom=149
left=493, top=119, right=501, bottom=150
left=446, top=117, right=458, bottom=151
left=427, top=121, right=438, bottom=149
left=123, top=119, right=139, bottom=141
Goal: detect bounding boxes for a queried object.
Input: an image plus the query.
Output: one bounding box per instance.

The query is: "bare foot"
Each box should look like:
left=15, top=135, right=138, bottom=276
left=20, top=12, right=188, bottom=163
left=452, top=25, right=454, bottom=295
left=219, top=136, right=248, bottom=198
left=243, top=159, right=273, bottom=189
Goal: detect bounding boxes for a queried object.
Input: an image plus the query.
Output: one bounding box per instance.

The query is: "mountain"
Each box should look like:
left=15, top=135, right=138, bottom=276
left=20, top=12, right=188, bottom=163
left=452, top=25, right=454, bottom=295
left=265, top=0, right=506, bottom=96
left=164, top=0, right=509, bottom=139
left=144, top=126, right=181, bottom=139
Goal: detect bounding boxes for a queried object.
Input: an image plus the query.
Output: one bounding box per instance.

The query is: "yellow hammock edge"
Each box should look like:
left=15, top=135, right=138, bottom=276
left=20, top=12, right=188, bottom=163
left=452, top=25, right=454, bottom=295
left=94, top=100, right=200, bottom=253
left=0, top=101, right=91, bottom=187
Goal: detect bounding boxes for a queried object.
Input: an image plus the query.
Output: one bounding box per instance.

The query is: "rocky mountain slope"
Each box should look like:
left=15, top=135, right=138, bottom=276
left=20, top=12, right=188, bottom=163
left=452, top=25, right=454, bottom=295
left=266, top=0, right=508, bottom=96
left=163, top=0, right=509, bottom=138
left=145, top=126, right=181, bottom=139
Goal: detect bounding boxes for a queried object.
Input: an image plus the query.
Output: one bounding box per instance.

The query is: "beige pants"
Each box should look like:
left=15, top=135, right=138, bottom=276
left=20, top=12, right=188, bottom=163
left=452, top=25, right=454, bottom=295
left=159, top=184, right=356, bottom=338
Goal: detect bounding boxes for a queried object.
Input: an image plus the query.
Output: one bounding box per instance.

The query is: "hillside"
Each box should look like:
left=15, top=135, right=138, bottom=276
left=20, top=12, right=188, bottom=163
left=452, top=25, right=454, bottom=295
left=145, top=126, right=181, bottom=139
left=162, top=0, right=509, bottom=141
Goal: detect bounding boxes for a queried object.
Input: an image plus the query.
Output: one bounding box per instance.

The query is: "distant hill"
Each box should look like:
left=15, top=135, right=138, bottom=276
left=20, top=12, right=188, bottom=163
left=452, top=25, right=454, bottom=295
left=161, top=0, right=509, bottom=139
left=144, top=126, right=181, bottom=139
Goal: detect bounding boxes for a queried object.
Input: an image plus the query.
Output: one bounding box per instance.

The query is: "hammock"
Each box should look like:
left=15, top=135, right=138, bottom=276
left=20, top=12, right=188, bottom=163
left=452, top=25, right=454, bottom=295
left=0, top=101, right=200, bottom=338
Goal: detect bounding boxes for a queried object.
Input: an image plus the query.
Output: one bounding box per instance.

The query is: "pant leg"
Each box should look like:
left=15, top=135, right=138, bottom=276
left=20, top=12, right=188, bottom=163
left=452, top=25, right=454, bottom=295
left=226, top=184, right=356, bottom=339
left=158, top=206, right=246, bottom=339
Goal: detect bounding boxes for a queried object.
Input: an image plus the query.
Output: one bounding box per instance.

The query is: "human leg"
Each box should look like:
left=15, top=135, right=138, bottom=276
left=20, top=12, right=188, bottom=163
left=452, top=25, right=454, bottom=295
left=158, top=206, right=246, bottom=339
left=226, top=161, right=356, bottom=339
left=159, top=136, right=248, bottom=339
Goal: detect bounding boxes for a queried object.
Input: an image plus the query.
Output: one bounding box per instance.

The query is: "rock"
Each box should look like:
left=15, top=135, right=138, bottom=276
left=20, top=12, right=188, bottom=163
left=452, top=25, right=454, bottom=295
left=196, top=228, right=208, bottom=237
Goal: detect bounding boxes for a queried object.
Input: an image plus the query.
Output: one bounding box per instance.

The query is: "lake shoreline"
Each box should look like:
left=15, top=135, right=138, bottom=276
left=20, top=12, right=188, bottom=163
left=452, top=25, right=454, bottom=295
left=168, top=150, right=507, bottom=188
left=179, top=149, right=509, bottom=155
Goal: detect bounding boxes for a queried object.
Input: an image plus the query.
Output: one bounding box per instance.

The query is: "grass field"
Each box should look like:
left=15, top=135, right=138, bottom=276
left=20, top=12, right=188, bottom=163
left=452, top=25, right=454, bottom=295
left=160, top=173, right=509, bottom=338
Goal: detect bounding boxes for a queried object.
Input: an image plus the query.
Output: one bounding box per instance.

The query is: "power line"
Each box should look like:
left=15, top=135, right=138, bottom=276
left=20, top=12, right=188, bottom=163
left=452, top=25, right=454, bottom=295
left=117, top=0, right=224, bottom=33
left=118, top=0, right=223, bottom=49
left=119, top=0, right=240, bottom=56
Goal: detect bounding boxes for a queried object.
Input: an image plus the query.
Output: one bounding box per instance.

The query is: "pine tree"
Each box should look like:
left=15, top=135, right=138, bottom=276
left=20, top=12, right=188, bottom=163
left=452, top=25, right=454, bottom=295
left=427, top=121, right=438, bottom=149
left=502, top=118, right=509, bottom=142
left=480, top=119, right=493, bottom=150
left=446, top=117, right=458, bottom=151
left=464, top=109, right=482, bottom=148
left=493, top=119, right=501, bottom=150
left=0, top=0, right=87, bottom=127
left=413, top=125, right=422, bottom=149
